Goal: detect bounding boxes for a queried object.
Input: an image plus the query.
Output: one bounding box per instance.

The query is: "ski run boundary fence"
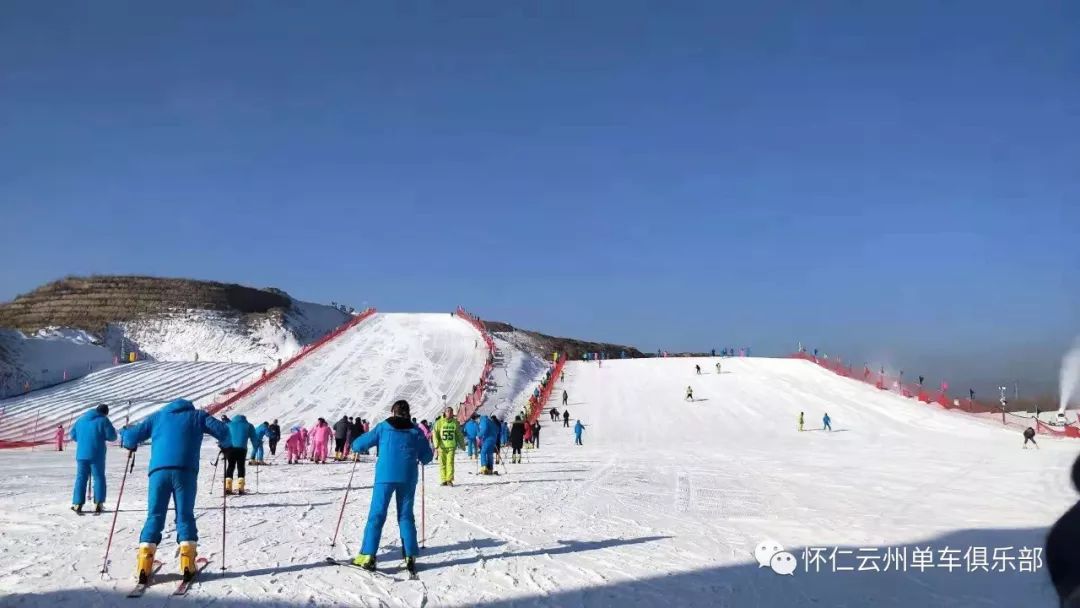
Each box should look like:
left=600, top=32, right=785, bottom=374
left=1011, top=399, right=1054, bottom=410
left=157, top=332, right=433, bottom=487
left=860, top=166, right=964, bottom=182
left=791, top=351, right=1080, bottom=440
left=454, top=307, right=496, bottom=422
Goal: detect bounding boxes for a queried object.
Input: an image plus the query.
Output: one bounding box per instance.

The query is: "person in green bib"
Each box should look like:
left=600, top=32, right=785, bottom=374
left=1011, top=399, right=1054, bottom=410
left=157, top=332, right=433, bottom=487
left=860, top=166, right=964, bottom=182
left=433, top=407, right=464, bottom=486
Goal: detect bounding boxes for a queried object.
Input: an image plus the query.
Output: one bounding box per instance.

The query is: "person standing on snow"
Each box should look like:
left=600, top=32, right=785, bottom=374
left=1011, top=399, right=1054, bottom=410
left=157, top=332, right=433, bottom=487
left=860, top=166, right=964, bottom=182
left=349, top=415, right=365, bottom=461
left=531, top=420, right=541, bottom=449
left=562, top=391, right=568, bottom=407
left=333, top=416, right=351, bottom=461
left=798, top=412, right=805, bottom=432
left=695, top=364, right=701, bottom=375
left=55, top=424, right=66, bottom=451
left=479, top=415, right=500, bottom=475
left=349, top=400, right=433, bottom=574
left=311, top=418, right=332, bottom=463
left=285, top=426, right=304, bottom=464
left=509, top=416, right=526, bottom=463
left=1024, top=427, right=1039, bottom=449
left=433, top=406, right=463, bottom=485
left=563, top=409, right=571, bottom=428
left=823, top=413, right=832, bottom=432
left=69, top=403, right=117, bottom=514
left=250, top=421, right=269, bottom=465
left=498, top=420, right=510, bottom=461
left=300, top=426, right=311, bottom=460
left=716, top=361, right=722, bottom=374
left=121, top=398, right=231, bottom=584
left=685, top=386, right=694, bottom=402
left=225, top=415, right=255, bottom=495
left=463, top=414, right=479, bottom=460
left=574, top=420, right=586, bottom=445
left=267, top=420, right=281, bottom=457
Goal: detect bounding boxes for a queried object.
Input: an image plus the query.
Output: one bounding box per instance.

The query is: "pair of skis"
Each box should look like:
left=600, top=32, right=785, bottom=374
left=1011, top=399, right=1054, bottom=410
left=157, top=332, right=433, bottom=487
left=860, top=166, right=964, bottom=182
left=126, top=558, right=210, bottom=598
left=325, top=557, right=420, bottom=581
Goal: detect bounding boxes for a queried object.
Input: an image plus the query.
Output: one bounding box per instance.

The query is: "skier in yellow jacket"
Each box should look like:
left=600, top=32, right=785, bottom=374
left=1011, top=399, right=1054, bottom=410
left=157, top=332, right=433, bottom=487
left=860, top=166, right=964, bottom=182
left=433, top=407, right=464, bottom=486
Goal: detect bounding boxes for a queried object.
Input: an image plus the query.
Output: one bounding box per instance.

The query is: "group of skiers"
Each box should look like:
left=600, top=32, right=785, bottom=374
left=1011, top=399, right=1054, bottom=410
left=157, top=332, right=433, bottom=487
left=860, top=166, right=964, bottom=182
left=797, top=411, right=832, bottom=432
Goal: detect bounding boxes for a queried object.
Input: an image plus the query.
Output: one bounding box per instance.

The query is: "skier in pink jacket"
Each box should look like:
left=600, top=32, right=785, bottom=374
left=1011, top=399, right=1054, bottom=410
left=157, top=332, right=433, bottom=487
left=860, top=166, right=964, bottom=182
left=55, top=425, right=65, bottom=451
left=285, top=426, right=304, bottom=464
left=300, top=427, right=310, bottom=460
left=310, top=419, right=332, bottom=463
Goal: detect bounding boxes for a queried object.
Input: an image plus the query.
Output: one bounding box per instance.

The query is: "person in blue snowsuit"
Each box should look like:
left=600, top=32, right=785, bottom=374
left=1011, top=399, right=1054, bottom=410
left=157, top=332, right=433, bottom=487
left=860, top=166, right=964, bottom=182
left=463, top=415, right=479, bottom=460
left=69, top=403, right=117, bottom=513
left=479, top=415, right=500, bottom=475
left=823, top=413, right=832, bottom=432
left=251, top=421, right=269, bottom=464
left=574, top=420, right=586, bottom=445
left=225, top=415, right=256, bottom=494
left=349, top=400, right=433, bottom=573
left=121, top=398, right=231, bottom=583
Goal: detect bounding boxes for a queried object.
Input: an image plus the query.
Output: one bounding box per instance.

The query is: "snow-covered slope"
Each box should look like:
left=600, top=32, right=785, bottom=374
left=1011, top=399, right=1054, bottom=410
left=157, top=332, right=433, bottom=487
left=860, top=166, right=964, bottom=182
left=105, top=299, right=350, bottom=365
left=0, top=361, right=261, bottom=444
left=226, top=313, right=488, bottom=427
left=0, top=356, right=1073, bottom=607
left=479, top=335, right=550, bottom=420
left=0, top=328, right=116, bottom=398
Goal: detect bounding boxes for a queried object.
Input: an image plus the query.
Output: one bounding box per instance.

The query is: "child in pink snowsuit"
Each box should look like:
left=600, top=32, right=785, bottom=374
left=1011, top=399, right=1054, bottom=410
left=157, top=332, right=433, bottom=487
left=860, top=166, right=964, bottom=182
left=310, top=419, right=332, bottom=463
left=55, top=425, right=65, bottom=451
left=300, top=427, right=310, bottom=460
left=285, top=427, right=304, bottom=464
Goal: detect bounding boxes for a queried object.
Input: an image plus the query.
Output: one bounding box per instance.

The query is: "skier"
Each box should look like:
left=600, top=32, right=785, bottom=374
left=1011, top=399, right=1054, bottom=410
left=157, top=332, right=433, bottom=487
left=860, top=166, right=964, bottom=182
left=311, top=418, right=332, bottom=463
left=563, top=409, right=570, bottom=428
left=562, top=390, right=568, bottom=407
left=561, top=371, right=565, bottom=382
left=343, top=417, right=354, bottom=460
left=509, top=415, right=526, bottom=463
left=225, top=415, right=255, bottom=494
left=350, top=415, right=365, bottom=461
left=267, top=420, right=281, bottom=457
left=531, top=420, right=541, bottom=449
left=250, top=421, right=269, bottom=465
left=1024, top=427, right=1039, bottom=449
left=500, top=419, right=510, bottom=450
left=550, top=406, right=559, bottom=421
left=479, top=415, right=500, bottom=475
left=716, top=362, right=722, bottom=374
left=301, top=426, right=311, bottom=460
left=685, top=386, right=694, bottom=402
left=433, top=406, right=462, bottom=485
left=349, top=400, right=433, bottom=573
left=574, top=420, right=586, bottom=445
left=823, top=413, right=832, bottom=432
left=333, top=415, right=351, bottom=461
left=55, top=424, right=65, bottom=451
left=121, top=398, right=231, bottom=584
left=285, top=426, right=304, bottom=464
left=798, top=412, right=805, bottom=432
left=69, top=403, right=117, bottom=514
left=463, top=414, right=479, bottom=460
left=695, top=364, right=701, bottom=375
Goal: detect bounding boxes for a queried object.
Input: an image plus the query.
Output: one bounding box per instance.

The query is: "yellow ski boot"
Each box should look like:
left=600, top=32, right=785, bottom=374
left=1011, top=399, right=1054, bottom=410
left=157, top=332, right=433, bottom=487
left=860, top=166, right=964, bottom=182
left=224, top=478, right=233, bottom=495
left=352, top=554, right=376, bottom=571
left=136, top=543, right=157, bottom=584
left=237, top=478, right=246, bottom=495
left=179, top=541, right=198, bottom=581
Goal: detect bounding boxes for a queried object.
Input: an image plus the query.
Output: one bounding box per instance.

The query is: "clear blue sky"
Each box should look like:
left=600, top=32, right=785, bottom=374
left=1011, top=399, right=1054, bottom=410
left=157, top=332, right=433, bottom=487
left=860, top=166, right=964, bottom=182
left=1, top=2, right=1077, bottom=397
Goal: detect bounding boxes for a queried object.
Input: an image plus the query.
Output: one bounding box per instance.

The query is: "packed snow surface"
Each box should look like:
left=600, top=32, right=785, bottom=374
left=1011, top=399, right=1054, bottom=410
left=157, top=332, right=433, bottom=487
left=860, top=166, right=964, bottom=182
left=0, top=356, right=1075, bottom=607
left=0, top=328, right=116, bottom=397
left=0, top=361, right=261, bottom=444
left=225, top=313, right=488, bottom=427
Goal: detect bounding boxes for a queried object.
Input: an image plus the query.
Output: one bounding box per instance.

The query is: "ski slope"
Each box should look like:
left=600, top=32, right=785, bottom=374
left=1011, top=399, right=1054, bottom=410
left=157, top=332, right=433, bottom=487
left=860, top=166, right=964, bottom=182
left=0, top=356, right=1074, bottom=607
left=225, top=313, right=488, bottom=427
left=0, top=361, right=262, bottom=445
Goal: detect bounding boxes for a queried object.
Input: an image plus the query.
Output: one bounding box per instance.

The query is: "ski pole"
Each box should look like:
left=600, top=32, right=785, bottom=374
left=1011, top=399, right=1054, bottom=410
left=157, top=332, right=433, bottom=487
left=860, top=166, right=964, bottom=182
left=329, top=456, right=360, bottom=550
left=255, top=458, right=260, bottom=494
left=221, top=470, right=227, bottom=574
left=421, top=464, right=426, bottom=549
left=101, top=450, right=134, bottom=574
left=209, top=451, right=222, bottom=496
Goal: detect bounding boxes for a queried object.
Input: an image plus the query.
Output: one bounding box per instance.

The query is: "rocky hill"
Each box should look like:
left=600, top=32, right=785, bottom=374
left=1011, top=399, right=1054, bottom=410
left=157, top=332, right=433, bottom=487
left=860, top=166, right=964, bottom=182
left=483, top=320, right=646, bottom=361
left=0, top=276, right=293, bottom=334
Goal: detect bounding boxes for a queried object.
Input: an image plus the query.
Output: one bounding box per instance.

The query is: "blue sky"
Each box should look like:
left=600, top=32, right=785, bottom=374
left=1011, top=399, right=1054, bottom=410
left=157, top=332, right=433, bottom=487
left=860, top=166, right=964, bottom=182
left=1, top=2, right=1077, bottom=396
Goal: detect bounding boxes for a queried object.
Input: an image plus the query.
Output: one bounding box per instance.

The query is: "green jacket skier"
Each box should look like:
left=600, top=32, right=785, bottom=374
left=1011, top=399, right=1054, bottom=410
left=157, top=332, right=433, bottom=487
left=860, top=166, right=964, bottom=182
left=433, top=407, right=464, bottom=486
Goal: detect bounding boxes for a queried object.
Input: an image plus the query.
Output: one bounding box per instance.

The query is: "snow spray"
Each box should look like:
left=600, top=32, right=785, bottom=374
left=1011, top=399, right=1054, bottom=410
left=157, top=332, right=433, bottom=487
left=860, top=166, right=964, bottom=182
left=1059, top=337, right=1080, bottom=414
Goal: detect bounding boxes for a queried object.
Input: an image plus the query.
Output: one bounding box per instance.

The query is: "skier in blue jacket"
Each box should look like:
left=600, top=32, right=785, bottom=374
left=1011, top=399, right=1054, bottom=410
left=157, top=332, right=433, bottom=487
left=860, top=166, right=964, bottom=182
left=121, top=398, right=230, bottom=583
left=69, top=403, right=117, bottom=514
left=250, top=421, right=269, bottom=464
left=574, top=420, right=586, bottom=445
left=225, top=415, right=256, bottom=495
left=479, top=415, right=500, bottom=475
left=349, top=400, right=433, bottom=574
left=463, top=415, right=479, bottom=460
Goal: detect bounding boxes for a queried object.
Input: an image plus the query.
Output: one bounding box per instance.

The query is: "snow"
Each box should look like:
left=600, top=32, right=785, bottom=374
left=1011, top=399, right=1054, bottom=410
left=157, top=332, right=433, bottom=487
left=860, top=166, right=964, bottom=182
left=0, top=328, right=116, bottom=399
left=0, top=355, right=1074, bottom=606
left=225, top=313, right=489, bottom=428
left=107, top=300, right=349, bottom=366
left=478, top=335, right=550, bottom=420
left=0, top=361, right=263, bottom=444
